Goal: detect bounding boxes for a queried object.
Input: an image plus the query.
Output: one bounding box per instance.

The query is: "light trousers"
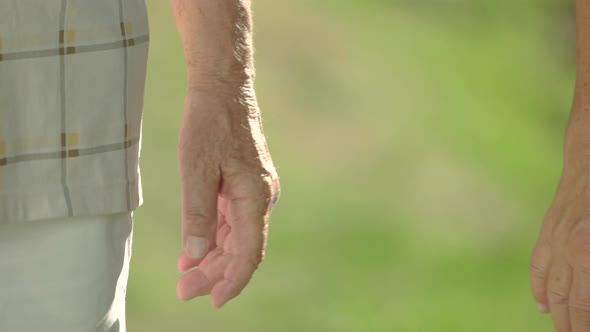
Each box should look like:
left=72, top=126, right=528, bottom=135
left=0, top=212, right=134, bottom=332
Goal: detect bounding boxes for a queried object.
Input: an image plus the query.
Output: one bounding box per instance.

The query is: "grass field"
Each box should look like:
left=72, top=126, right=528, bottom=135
left=127, top=1, right=574, bottom=331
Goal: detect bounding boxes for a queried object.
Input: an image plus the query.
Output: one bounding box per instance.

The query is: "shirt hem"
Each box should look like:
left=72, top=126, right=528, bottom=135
left=0, top=174, right=143, bottom=225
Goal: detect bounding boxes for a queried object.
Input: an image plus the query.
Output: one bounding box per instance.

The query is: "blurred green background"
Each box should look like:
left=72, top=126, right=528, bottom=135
left=129, top=0, right=575, bottom=331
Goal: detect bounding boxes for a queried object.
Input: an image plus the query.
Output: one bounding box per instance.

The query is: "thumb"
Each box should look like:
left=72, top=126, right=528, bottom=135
left=180, top=165, right=220, bottom=260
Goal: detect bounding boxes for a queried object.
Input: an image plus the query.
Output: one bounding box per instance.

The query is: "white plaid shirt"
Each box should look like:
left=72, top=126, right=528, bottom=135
left=0, top=0, right=149, bottom=224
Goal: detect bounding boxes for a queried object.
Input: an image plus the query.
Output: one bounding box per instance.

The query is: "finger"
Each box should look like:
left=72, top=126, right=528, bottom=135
left=176, top=225, right=229, bottom=273
left=218, top=196, right=229, bottom=228
left=225, top=197, right=268, bottom=267
left=548, top=259, right=574, bottom=332
left=176, top=269, right=214, bottom=301
left=206, top=198, right=267, bottom=308
left=179, top=160, right=220, bottom=260
left=269, top=183, right=281, bottom=210
left=530, top=218, right=553, bottom=313
left=177, top=250, right=205, bottom=273
left=208, top=166, right=277, bottom=308
left=175, top=226, right=229, bottom=275
left=216, top=197, right=230, bottom=246
left=210, top=258, right=257, bottom=308
left=177, top=199, right=231, bottom=273
left=211, top=279, right=249, bottom=309
left=177, top=248, right=228, bottom=301
left=570, top=266, right=590, bottom=332
left=216, top=223, right=231, bottom=247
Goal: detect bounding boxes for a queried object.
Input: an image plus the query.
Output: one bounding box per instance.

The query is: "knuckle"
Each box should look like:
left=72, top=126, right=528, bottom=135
left=258, top=245, right=268, bottom=263
left=529, top=261, right=547, bottom=281
left=183, top=211, right=215, bottom=228
left=184, top=210, right=213, bottom=221
left=228, top=162, right=281, bottom=207
left=264, top=172, right=281, bottom=205
left=259, top=176, right=274, bottom=198
left=548, top=288, right=570, bottom=304
left=570, top=301, right=590, bottom=319
left=271, top=177, right=281, bottom=204
left=259, top=251, right=266, bottom=264
left=254, top=171, right=280, bottom=199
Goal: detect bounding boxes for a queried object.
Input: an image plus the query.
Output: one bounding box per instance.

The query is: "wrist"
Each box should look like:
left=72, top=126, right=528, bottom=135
left=186, top=70, right=255, bottom=93
left=183, top=76, right=259, bottom=116
left=186, top=72, right=254, bottom=89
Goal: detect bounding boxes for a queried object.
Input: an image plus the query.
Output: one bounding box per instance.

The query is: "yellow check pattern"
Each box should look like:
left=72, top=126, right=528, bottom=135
left=0, top=0, right=149, bottom=224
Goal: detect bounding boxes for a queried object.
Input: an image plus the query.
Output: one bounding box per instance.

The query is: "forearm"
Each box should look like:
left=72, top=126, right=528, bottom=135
left=559, top=0, right=590, bottom=156
left=574, top=0, right=590, bottom=109
left=169, top=0, right=255, bottom=88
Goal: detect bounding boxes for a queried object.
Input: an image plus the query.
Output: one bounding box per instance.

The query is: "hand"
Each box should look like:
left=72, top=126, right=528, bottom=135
left=174, top=82, right=280, bottom=309
left=530, top=112, right=590, bottom=331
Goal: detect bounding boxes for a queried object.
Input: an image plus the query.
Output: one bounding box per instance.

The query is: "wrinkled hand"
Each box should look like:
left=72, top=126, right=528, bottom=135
left=175, top=83, right=280, bottom=308
left=530, top=113, right=590, bottom=331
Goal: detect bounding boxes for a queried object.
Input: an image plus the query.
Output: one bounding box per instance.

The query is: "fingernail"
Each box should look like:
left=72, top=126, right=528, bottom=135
left=186, top=236, right=209, bottom=259
left=537, top=303, right=549, bottom=313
